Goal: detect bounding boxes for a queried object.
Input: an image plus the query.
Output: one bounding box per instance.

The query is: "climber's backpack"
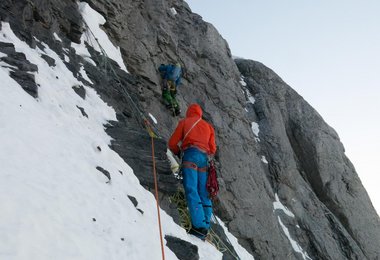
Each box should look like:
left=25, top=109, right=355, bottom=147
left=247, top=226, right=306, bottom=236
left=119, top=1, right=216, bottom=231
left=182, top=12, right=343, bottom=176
left=158, top=64, right=181, bottom=82
left=206, top=160, right=219, bottom=199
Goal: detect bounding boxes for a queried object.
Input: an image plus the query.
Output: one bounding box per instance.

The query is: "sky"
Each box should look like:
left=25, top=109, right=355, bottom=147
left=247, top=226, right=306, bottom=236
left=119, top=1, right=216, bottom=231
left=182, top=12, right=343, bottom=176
left=186, top=0, right=380, bottom=214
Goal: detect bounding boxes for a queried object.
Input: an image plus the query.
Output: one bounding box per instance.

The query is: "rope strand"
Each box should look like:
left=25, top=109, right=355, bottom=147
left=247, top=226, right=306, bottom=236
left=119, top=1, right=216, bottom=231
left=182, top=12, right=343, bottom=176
left=151, top=136, right=166, bottom=260
left=211, top=214, right=241, bottom=260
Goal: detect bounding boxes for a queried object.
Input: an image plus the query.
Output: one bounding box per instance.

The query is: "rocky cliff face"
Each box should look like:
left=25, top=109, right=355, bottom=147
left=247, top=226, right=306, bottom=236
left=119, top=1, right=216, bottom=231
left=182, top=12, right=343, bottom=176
left=1, top=0, right=379, bottom=259
left=235, top=59, right=380, bottom=259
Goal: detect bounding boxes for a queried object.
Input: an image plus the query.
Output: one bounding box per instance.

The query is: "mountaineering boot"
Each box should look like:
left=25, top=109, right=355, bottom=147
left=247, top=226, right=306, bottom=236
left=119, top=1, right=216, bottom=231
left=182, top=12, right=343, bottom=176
left=174, top=108, right=181, bottom=116
left=167, top=97, right=180, bottom=116
left=188, top=227, right=208, bottom=241
left=174, top=105, right=181, bottom=116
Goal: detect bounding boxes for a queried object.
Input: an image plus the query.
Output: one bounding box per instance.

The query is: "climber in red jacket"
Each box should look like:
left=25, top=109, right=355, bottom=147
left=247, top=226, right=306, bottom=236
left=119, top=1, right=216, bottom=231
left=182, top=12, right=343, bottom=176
left=168, top=103, right=216, bottom=240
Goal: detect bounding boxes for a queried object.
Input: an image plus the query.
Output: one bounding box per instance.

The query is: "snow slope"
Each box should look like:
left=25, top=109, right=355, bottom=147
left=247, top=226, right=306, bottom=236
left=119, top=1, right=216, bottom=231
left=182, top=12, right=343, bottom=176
left=0, top=3, right=254, bottom=259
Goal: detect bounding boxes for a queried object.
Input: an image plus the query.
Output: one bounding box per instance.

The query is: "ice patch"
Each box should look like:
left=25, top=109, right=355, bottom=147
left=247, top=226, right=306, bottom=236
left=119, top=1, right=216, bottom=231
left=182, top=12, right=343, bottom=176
left=273, top=196, right=311, bottom=258
left=251, top=122, right=260, bottom=141
left=244, top=87, right=255, bottom=105
left=64, top=55, right=70, bottom=63
left=53, top=32, right=62, bottom=42
left=170, top=7, right=178, bottom=16
left=248, top=95, right=255, bottom=104
left=149, top=113, right=157, bottom=124
left=239, top=77, right=247, bottom=87
left=273, top=194, right=295, bottom=218
left=71, top=41, right=92, bottom=60
left=84, top=57, right=96, bottom=66
left=214, top=216, right=255, bottom=259
left=277, top=217, right=311, bottom=260
left=261, top=156, right=268, bottom=164
left=79, top=65, right=93, bottom=84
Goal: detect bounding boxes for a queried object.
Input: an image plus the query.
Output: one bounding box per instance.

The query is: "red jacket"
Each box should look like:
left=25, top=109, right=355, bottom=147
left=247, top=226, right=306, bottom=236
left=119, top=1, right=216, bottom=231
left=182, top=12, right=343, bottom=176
left=169, top=104, right=216, bottom=155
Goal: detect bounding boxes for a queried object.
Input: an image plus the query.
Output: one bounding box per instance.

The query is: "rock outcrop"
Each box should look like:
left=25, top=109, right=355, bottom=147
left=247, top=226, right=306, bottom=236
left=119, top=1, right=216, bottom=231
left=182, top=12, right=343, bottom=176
left=1, top=0, right=379, bottom=259
left=236, top=59, right=380, bottom=259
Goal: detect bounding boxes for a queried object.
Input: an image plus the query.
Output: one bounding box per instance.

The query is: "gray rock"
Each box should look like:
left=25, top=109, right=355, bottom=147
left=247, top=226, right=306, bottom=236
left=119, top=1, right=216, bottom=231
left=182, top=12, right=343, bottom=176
left=9, top=70, right=38, bottom=98
left=96, top=166, right=111, bottom=183
left=127, top=195, right=144, bottom=214
left=106, top=119, right=179, bottom=195
left=3, top=52, right=38, bottom=72
left=165, top=235, right=199, bottom=260
left=0, top=0, right=82, bottom=46
left=41, top=54, right=56, bottom=67
left=0, top=49, right=39, bottom=98
left=76, top=105, right=88, bottom=118
left=209, top=221, right=240, bottom=260
left=235, top=58, right=380, bottom=259
left=0, top=41, right=15, bottom=55
left=72, top=85, right=86, bottom=100
left=127, top=195, right=138, bottom=207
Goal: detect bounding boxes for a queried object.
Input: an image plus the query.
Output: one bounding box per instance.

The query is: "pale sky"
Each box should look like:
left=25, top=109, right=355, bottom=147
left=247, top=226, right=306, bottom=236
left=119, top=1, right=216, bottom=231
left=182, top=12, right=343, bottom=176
left=186, top=0, right=380, bottom=215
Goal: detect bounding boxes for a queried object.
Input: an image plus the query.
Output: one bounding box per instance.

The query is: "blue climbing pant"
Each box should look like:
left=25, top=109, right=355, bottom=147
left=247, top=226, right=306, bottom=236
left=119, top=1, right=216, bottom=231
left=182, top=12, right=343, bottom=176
left=182, top=147, right=212, bottom=229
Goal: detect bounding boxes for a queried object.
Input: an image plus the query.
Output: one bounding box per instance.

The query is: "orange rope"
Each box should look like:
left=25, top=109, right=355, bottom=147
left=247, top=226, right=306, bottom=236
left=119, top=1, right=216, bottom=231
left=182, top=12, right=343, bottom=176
left=151, top=135, right=165, bottom=260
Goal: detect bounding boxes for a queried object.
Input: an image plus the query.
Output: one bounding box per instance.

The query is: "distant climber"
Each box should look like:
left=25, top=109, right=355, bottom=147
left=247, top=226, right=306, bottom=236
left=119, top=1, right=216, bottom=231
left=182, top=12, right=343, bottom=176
left=158, top=63, right=182, bottom=116
left=168, top=103, right=217, bottom=240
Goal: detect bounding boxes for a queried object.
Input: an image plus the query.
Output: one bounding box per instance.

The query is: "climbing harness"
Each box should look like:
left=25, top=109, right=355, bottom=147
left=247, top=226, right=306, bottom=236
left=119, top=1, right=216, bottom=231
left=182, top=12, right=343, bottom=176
left=181, top=161, right=207, bottom=172
left=177, top=117, right=202, bottom=174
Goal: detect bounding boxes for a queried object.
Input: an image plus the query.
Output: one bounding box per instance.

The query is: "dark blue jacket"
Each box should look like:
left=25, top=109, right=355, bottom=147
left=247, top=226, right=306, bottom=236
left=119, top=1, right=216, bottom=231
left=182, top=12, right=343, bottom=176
left=158, top=64, right=182, bottom=86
